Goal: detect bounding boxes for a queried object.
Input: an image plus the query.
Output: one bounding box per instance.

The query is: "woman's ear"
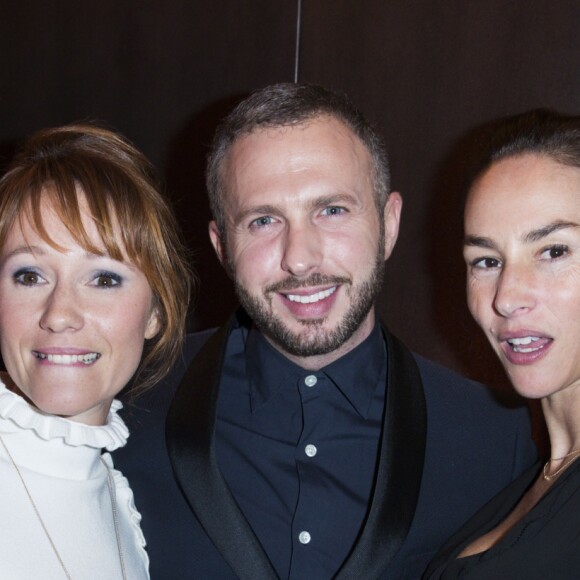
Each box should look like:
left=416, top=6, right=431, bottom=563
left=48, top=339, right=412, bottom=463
left=144, top=307, right=161, bottom=340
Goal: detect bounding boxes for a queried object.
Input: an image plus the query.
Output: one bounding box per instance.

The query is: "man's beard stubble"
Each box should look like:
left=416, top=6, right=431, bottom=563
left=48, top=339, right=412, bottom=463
left=232, top=238, right=386, bottom=358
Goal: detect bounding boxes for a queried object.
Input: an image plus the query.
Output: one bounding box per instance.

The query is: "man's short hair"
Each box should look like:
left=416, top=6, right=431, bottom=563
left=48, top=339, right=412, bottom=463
left=206, top=83, right=391, bottom=234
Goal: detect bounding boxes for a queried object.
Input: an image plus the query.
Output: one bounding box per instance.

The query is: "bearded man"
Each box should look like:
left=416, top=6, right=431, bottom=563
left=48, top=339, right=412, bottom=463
left=115, top=83, right=536, bottom=580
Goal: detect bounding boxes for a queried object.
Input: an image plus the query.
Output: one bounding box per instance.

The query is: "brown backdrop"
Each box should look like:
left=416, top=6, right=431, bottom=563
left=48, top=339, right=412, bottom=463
left=2, top=1, right=579, bottom=397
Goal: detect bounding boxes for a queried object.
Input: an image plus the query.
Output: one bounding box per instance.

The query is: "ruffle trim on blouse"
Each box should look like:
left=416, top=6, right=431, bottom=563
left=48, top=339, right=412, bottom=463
left=0, top=381, right=129, bottom=451
left=102, top=452, right=150, bottom=568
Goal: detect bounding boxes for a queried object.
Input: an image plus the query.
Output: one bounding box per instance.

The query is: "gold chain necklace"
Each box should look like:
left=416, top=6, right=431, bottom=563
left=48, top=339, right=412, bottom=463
left=543, top=448, right=580, bottom=481
left=0, top=433, right=127, bottom=579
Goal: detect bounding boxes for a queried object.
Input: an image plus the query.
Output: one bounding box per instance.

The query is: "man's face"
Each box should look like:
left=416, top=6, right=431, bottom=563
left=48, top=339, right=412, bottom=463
left=210, top=115, right=401, bottom=368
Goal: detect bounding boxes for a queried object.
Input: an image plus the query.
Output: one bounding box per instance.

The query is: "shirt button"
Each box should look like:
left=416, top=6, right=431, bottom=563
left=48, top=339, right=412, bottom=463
left=299, top=531, right=311, bottom=544
left=304, top=375, right=317, bottom=387
left=305, top=444, right=317, bottom=457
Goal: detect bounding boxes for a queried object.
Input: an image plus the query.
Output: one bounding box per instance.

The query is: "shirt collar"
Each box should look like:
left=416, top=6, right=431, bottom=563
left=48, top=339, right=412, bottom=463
left=245, top=326, right=303, bottom=412
left=322, top=321, right=386, bottom=417
left=245, top=318, right=386, bottom=417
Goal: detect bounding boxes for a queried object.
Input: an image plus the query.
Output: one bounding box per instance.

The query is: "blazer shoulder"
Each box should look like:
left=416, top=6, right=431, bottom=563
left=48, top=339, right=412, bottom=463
left=412, top=352, right=537, bottom=481
left=120, top=327, right=219, bottom=425
left=413, top=353, right=528, bottom=413
left=183, top=327, right=219, bottom=359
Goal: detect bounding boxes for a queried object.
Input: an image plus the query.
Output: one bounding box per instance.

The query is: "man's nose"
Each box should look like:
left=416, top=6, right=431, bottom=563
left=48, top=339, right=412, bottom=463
left=280, top=222, right=323, bottom=277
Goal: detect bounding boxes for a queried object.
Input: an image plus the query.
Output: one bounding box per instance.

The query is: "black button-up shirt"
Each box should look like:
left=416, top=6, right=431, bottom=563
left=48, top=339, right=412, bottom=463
left=216, top=319, right=387, bottom=579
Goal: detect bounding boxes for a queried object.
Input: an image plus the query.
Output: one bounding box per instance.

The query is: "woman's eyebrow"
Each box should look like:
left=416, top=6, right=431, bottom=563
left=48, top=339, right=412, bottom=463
left=523, top=221, right=579, bottom=243
left=1, top=245, right=45, bottom=259
left=463, top=235, right=495, bottom=249
left=1, top=245, right=126, bottom=263
left=464, top=221, right=580, bottom=248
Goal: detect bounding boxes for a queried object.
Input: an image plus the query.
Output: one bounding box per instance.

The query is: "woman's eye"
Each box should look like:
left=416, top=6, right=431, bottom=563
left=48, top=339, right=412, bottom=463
left=471, top=257, right=501, bottom=269
left=93, top=272, right=122, bottom=288
left=540, top=245, right=568, bottom=260
left=13, top=269, right=44, bottom=286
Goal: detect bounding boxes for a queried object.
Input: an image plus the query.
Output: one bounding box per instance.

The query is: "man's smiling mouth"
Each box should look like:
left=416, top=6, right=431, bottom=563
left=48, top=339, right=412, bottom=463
left=285, top=287, right=337, bottom=304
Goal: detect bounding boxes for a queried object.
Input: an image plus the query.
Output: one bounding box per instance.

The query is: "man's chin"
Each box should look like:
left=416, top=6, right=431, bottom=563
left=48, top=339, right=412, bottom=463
left=259, top=316, right=360, bottom=358
left=267, top=334, right=344, bottom=358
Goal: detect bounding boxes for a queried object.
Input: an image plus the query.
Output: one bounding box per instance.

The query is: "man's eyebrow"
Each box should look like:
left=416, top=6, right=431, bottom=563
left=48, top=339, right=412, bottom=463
left=464, top=221, right=580, bottom=248
left=234, top=193, right=359, bottom=225
left=306, top=193, right=357, bottom=211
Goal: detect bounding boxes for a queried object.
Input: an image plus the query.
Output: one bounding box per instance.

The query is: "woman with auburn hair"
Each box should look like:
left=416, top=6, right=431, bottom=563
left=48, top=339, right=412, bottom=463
left=0, top=124, right=191, bottom=579
left=426, top=110, right=580, bottom=578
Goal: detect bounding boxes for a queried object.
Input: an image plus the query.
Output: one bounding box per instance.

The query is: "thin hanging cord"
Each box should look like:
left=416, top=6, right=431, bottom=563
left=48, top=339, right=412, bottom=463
left=294, top=0, right=303, bottom=82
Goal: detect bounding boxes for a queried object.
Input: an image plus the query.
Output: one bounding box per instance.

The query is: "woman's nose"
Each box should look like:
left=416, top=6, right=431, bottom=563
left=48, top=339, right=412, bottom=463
left=39, top=284, right=84, bottom=332
left=493, top=264, right=536, bottom=317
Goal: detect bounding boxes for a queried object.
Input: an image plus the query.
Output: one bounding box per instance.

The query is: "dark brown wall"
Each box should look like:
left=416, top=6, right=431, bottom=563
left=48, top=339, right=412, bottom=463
left=2, top=1, right=579, bottom=391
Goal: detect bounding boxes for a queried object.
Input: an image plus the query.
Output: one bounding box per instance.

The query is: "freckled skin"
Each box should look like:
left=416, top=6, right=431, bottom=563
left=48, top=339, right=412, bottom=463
left=464, top=154, right=580, bottom=407
left=209, top=116, right=402, bottom=370
left=0, top=193, right=160, bottom=426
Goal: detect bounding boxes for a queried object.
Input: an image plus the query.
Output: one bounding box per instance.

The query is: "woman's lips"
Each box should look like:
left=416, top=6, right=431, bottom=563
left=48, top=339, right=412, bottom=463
left=32, top=351, right=101, bottom=366
left=500, top=333, right=553, bottom=365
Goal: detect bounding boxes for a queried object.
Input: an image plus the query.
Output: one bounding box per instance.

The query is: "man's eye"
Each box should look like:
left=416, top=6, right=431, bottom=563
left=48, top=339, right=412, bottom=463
left=250, top=216, right=274, bottom=228
left=93, top=272, right=122, bottom=288
left=321, top=206, right=345, bottom=216
left=14, top=269, right=43, bottom=286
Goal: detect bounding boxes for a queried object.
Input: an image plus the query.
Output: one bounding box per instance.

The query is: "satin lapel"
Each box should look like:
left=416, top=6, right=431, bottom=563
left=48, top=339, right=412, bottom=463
left=336, top=329, right=427, bottom=579
left=166, top=317, right=278, bottom=580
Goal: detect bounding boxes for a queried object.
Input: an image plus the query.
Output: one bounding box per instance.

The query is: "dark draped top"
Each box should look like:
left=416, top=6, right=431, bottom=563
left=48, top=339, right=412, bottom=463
left=424, top=458, right=580, bottom=579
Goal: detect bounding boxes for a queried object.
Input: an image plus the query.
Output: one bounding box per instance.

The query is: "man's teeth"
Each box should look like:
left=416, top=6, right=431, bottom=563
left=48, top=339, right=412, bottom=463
left=507, top=336, right=541, bottom=353
left=286, top=286, right=337, bottom=304
left=34, top=352, right=101, bottom=365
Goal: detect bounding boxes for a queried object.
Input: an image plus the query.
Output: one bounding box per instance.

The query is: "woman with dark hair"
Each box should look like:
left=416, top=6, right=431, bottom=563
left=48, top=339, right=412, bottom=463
left=426, top=110, right=580, bottom=578
left=0, top=124, right=191, bottom=579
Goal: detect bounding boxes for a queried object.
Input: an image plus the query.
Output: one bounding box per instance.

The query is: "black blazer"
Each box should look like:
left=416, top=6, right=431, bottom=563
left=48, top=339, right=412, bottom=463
left=115, top=315, right=536, bottom=579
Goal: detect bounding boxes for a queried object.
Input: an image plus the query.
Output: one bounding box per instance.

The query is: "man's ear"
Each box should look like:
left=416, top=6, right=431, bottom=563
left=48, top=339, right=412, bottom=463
left=209, top=220, right=227, bottom=269
left=382, top=191, right=403, bottom=260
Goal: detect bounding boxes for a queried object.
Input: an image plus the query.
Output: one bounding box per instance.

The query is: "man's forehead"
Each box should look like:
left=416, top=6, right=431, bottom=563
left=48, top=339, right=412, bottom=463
left=224, top=115, right=367, bottom=169
left=218, top=119, right=375, bottom=221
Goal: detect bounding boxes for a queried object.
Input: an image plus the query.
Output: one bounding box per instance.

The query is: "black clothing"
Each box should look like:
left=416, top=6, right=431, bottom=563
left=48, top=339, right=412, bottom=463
left=217, top=322, right=387, bottom=577
left=425, top=459, right=580, bottom=579
left=114, top=311, right=537, bottom=579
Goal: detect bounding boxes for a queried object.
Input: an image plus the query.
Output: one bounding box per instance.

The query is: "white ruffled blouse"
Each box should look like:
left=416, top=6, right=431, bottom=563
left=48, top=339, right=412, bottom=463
left=0, top=379, right=149, bottom=579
